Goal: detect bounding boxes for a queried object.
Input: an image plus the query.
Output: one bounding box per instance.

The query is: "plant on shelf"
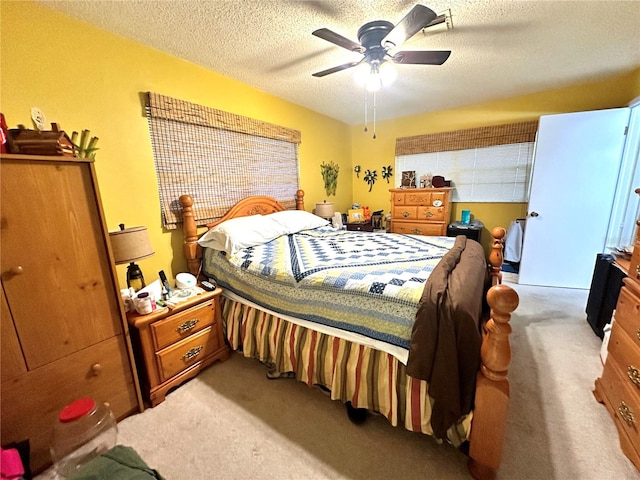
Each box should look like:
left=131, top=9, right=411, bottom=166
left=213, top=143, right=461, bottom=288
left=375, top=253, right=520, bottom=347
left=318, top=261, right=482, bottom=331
left=71, top=129, right=99, bottom=159
left=381, top=165, right=393, bottom=183
left=363, top=169, right=377, bottom=192
left=320, top=161, right=339, bottom=196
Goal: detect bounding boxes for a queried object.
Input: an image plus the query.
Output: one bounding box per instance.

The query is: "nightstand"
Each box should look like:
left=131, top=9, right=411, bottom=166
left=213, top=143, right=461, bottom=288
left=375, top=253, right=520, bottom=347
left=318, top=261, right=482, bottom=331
left=127, top=287, right=230, bottom=407
left=346, top=221, right=374, bottom=232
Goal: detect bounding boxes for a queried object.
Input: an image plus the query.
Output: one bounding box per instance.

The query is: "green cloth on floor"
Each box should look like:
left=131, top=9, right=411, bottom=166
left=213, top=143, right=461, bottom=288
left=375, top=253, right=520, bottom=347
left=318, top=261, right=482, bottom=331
left=69, top=445, right=164, bottom=480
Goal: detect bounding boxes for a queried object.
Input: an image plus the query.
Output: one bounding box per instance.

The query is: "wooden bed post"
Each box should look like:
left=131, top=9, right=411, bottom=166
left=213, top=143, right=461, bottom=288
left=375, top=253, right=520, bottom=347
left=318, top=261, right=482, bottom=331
left=488, top=226, right=505, bottom=285
left=295, top=189, right=305, bottom=210
left=178, top=194, right=201, bottom=277
left=468, top=281, right=519, bottom=479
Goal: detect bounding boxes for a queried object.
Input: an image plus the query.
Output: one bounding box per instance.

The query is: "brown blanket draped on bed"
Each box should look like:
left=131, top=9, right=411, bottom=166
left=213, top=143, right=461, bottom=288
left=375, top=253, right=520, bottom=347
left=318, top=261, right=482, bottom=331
left=406, top=235, right=489, bottom=439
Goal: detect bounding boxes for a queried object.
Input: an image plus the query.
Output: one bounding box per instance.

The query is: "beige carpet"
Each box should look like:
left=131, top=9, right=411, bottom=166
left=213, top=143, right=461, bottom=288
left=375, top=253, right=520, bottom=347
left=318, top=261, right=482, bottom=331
left=38, top=279, right=638, bottom=479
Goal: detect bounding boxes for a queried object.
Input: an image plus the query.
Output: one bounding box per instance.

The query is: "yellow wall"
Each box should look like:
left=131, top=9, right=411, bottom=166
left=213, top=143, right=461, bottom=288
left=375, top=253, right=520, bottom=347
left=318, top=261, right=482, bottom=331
left=0, top=1, right=352, bottom=286
left=350, top=67, right=640, bottom=253
left=2, top=2, right=639, bottom=281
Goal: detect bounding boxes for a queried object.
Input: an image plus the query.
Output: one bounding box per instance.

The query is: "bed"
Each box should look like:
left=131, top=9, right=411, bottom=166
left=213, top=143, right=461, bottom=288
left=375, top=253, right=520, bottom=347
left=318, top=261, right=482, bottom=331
left=178, top=190, right=518, bottom=480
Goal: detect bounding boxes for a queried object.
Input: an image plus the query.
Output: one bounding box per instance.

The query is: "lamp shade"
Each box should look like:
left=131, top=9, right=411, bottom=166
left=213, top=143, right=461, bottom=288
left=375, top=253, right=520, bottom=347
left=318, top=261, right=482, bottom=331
left=109, top=226, right=154, bottom=265
left=315, top=202, right=335, bottom=219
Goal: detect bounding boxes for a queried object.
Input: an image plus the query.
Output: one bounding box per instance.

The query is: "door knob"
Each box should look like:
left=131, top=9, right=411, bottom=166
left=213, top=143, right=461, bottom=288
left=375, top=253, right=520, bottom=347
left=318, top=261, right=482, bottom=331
left=529, top=212, right=539, bottom=217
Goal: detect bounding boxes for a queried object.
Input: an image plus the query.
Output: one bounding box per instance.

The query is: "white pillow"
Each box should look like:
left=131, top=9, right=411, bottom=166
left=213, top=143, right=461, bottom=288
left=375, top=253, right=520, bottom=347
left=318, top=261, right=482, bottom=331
left=268, top=210, right=329, bottom=234
left=197, top=215, right=287, bottom=255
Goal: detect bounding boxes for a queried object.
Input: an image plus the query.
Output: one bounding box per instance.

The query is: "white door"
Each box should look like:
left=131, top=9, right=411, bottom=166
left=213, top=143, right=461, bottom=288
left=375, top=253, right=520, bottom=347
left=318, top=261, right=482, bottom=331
left=518, top=108, right=630, bottom=288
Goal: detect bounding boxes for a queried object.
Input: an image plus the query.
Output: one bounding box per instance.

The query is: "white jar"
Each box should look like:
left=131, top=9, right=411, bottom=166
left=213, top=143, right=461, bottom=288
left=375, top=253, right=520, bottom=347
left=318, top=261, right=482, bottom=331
left=134, top=292, right=153, bottom=315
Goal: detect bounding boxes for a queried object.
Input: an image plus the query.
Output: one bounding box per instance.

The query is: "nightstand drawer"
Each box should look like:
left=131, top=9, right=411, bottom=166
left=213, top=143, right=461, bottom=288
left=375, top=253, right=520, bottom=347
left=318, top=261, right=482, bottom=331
left=346, top=222, right=373, bottom=232
left=151, top=301, right=215, bottom=350
left=156, top=327, right=221, bottom=382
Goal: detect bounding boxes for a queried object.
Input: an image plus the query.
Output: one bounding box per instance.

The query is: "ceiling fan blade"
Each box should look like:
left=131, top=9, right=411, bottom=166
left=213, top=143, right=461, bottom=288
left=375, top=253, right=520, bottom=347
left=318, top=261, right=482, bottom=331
left=382, top=4, right=438, bottom=48
left=392, top=50, right=451, bottom=65
left=312, top=61, right=361, bottom=77
left=312, top=28, right=364, bottom=53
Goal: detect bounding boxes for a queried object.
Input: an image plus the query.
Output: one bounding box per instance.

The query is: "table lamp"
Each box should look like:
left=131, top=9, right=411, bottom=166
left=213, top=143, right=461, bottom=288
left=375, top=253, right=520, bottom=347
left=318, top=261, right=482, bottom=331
left=315, top=201, right=335, bottom=220
left=109, top=224, right=154, bottom=291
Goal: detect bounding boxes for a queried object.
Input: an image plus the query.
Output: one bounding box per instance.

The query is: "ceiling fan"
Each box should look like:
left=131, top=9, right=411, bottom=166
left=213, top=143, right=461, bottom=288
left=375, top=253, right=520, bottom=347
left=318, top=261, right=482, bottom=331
left=311, top=4, right=451, bottom=80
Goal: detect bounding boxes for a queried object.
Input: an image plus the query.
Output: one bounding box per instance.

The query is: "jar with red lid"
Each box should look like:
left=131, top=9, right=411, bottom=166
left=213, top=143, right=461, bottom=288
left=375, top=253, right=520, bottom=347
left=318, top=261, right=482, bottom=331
left=50, top=397, right=117, bottom=477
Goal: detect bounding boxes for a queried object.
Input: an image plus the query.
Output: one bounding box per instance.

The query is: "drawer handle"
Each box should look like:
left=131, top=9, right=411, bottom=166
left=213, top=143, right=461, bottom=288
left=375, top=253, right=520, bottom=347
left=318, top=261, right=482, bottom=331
left=618, top=401, right=635, bottom=427
left=90, top=363, right=103, bottom=376
left=411, top=229, right=421, bottom=234
left=628, top=366, right=640, bottom=387
left=177, top=318, right=199, bottom=333
left=182, top=345, right=203, bottom=362
left=423, top=211, right=434, bottom=218
left=402, top=211, right=410, bottom=218
left=637, top=328, right=640, bottom=342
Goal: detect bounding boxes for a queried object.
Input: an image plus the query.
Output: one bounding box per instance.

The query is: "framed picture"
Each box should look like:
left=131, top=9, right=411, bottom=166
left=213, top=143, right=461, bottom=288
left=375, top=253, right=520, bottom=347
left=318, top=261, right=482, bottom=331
left=348, top=208, right=365, bottom=223
left=401, top=170, right=416, bottom=188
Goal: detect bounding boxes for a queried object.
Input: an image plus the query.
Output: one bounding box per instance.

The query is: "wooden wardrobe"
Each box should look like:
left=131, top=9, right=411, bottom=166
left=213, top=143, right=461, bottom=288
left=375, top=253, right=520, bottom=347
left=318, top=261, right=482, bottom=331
left=0, top=154, right=142, bottom=473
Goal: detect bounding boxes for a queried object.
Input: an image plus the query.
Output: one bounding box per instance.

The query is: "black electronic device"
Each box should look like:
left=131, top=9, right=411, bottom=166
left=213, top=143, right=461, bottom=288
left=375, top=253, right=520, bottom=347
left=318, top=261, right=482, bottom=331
left=158, top=270, right=173, bottom=297
left=201, top=280, right=216, bottom=291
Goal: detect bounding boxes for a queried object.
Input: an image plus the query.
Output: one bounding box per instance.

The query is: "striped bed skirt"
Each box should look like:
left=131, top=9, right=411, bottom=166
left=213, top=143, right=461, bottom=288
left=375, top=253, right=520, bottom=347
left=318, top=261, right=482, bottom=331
left=221, top=296, right=472, bottom=445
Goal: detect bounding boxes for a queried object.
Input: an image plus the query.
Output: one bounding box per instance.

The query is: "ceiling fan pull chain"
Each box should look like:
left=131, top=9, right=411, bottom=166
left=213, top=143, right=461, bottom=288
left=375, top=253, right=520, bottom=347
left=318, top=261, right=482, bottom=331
left=363, top=87, right=368, bottom=132
left=372, top=90, right=377, bottom=139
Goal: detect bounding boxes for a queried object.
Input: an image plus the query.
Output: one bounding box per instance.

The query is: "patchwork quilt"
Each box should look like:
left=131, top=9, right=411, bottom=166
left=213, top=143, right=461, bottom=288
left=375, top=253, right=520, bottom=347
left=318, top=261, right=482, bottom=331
left=203, top=227, right=455, bottom=349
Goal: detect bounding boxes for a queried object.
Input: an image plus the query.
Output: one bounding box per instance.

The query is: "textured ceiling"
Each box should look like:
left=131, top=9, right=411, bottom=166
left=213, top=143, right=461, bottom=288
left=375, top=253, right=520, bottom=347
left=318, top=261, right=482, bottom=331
left=39, top=0, right=640, bottom=125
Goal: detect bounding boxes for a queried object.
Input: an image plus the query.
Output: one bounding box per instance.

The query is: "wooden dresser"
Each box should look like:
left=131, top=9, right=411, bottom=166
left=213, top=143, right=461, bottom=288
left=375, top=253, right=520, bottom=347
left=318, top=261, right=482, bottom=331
left=389, top=187, right=452, bottom=236
left=594, top=188, right=640, bottom=470
left=0, top=154, right=142, bottom=473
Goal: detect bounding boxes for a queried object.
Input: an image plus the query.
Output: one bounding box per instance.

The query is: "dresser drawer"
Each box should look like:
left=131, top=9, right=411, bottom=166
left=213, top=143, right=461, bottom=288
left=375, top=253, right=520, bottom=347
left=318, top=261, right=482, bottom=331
left=393, top=206, right=418, bottom=220
left=600, top=355, right=640, bottom=450
left=392, top=222, right=445, bottom=236
left=393, top=193, right=406, bottom=205
left=404, top=192, right=432, bottom=205
left=156, top=327, right=221, bottom=382
left=417, top=206, right=445, bottom=222
left=608, top=322, right=640, bottom=394
left=615, top=285, right=640, bottom=346
left=151, top=300, right=215, bottom=350
left=629, top=239, right=640, bottom=282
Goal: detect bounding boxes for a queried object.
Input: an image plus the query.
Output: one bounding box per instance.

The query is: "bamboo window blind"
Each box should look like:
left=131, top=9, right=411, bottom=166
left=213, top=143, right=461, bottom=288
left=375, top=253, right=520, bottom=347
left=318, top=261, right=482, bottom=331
left=145, top=92, right=301, bottom=229
left=395, top=121, right=539, bottom=202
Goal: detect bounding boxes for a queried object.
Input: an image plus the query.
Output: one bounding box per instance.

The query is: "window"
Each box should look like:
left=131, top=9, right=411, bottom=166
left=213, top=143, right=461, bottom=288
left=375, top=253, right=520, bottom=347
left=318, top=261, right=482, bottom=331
left=395, top=121, right=538, bottom=202
left=145, top=92, right=301, bottom=229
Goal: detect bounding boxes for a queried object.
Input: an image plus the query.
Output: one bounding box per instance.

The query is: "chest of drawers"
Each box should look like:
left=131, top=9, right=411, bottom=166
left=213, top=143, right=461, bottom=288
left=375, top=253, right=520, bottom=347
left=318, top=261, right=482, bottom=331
left=594, top=200, right=640, bottom=470
left=389, top=188, right=452, bottom=236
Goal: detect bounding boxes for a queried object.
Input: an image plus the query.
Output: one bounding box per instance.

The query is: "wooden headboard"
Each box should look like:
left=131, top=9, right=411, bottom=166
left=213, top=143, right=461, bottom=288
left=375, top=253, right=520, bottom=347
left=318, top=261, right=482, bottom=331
left=178, top=190, right=306, bottom=277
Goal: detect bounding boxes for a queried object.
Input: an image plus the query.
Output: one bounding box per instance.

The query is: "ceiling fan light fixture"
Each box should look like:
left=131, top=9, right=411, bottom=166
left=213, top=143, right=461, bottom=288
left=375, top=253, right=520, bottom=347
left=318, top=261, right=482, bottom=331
left=354, top=61, right=396, bottom=92
left=353, top=62, right=372, bottom=86
left=379, top=61, right=397, bottom=86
